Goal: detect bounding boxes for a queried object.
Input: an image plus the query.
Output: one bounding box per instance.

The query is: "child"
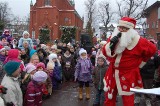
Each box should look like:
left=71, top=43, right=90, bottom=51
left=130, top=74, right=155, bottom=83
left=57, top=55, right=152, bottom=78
left=21, top=64, right=37, bottom=96
left=61, top=48, right=75, bottom=82
left=92, top=55, right=108, bottom=106
left=47, top=53, right=62, bottom=90
left=24, top=71, right=48, bottom=106
left=1, top=61, right=23, bottom=106
left=74, top=48, right=92, bottom=100
left=37, top=62, right=52, bottom=96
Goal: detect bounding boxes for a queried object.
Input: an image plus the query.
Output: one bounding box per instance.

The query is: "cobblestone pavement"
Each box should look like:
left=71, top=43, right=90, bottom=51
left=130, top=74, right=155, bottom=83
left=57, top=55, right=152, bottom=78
left=42, top=82, right=123, bottom=106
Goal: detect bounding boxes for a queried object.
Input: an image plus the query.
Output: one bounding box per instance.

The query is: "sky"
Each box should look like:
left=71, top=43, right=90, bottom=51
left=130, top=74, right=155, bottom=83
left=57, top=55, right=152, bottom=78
left=0, top=0, right=157, bottom=19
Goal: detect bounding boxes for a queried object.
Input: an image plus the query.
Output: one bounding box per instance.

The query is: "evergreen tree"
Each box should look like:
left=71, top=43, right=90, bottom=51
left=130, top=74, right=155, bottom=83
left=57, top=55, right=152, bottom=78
left=60, top=26, right=76, bottom=44
left=39, top=26, right=50, bottom=44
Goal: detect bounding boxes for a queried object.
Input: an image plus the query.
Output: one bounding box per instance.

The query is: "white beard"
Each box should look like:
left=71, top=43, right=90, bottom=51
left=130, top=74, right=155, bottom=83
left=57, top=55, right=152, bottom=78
left=111, top=28, right=139, bottom=54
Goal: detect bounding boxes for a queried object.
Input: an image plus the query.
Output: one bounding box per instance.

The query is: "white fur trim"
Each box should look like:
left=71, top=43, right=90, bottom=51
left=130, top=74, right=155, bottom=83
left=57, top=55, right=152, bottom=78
left=118, top=20, right=134, bottom=29
left=139, top=61, right=146, bottom=68
left=115, top=69, right=134, bottom=96
left=108, top=93, right=113, bottom=99
left=103, top=78, right=108, bottom=92
left=105, top=43, right=116, bottom=57
left=114, top=54, right=134, bottom=95
left=127, top=34, right=140, bottom=50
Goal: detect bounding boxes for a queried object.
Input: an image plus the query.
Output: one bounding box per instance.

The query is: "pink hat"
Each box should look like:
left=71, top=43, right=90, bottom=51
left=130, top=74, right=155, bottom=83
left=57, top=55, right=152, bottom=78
left=118, top=17, right=136, bottom=29
left=25, top=63, right=36, bottom=73
left=0, top=45, right=5, bottom=52
left=36, top=62, right=45, bottom=70
left=33, top=71, right=48, bottom=82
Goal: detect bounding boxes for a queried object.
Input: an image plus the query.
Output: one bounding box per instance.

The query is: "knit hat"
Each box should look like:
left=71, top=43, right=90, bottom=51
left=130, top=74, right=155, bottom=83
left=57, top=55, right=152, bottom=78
left=36, top=62, right=45, bottom=70
left=4, top=61, right=21, bottom=75
left=33, top=71, right=48, bottom=83
left=118, top=17, right=136, bottom=29
left=24, top=63, right=36, bottom=74
left=67, top=42, right=71, bottom=46
left=51, top=45, right=57, bottom=50
left=92, top=51, right=96, bottom=56
left=47, top=62, right=54, bottom=70
left=29, top=49, right=37, bottom=58
left=0, top=45, right=5, bottom=52
left=79, top=48, right=87, bottom=55
left=48, top=53, right=57, bottom=60
left=100, top=41, right=107, bottom=45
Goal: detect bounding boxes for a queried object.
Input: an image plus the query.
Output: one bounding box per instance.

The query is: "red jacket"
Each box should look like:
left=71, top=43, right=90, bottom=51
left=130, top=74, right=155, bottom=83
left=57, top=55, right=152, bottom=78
left=24, top=81, right=43, bottom=106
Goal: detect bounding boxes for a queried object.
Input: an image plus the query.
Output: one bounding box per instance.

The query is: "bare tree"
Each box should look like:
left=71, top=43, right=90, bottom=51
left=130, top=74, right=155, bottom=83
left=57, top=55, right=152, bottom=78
left=116, top=0, right=148, bottom=20
left=84, top=0, right=97, bottom=39
left=0, top=2, right=11, bottom=30
left=98, top=1, right=114, bottom=32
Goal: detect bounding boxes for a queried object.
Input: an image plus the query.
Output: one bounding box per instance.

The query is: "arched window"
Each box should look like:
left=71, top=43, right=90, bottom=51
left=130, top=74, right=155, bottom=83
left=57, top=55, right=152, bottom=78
left=158, top=7, right=160, bottom=19
left=44, top=0, right=51, bottom=6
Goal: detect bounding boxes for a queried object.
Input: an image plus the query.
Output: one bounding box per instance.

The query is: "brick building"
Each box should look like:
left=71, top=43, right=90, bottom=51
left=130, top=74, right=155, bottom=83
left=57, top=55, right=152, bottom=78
left=144, top=1, right=160, bottom=39
left=29, top=0, right=83, bottom=41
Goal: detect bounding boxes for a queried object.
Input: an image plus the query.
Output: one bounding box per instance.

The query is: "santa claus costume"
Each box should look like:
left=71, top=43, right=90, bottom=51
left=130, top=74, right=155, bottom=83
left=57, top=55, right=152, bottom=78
left=102, top=17, right=157, bottom=106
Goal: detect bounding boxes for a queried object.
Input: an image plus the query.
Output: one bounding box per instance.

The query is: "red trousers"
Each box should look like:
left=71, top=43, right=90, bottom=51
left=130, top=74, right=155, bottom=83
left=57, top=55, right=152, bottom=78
left=104, top=87, right=134, bottom=106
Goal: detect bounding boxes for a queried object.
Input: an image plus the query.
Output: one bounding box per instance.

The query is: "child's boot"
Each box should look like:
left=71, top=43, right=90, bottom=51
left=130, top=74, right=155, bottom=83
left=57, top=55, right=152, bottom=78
left=85, top=87, right=90, bottom=100
left=79, top=87, right=83, bottom=100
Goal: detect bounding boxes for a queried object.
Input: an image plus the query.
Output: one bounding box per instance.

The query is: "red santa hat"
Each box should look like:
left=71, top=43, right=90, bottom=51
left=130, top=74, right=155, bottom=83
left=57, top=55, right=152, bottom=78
left=118, top=17, right=136, bottom=29
left=0, top=45, right=5, bottom=52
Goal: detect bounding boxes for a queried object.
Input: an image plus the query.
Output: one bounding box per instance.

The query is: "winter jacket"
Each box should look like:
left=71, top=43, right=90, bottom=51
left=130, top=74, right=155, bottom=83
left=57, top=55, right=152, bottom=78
left=1, top=34, right=12, bottom=44
left=52, top=62, right=62, bottom=89
left=74, top=58, right=92, bottom=82
left=24, top=81, right=43, bottom=106
left=93, top=65, right=108, bottom=90
left=1, top=75, right=23, bottom=106
left=61, top=54, right=75, bottom=69
left=140, top=54, right=160, bottom=79
left=21, top=73, right=32, bottom=96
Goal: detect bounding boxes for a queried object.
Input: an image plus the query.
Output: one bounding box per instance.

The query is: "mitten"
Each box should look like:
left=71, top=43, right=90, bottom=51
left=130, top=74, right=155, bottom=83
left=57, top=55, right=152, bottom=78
left=110, top=33, right=122, bottom=52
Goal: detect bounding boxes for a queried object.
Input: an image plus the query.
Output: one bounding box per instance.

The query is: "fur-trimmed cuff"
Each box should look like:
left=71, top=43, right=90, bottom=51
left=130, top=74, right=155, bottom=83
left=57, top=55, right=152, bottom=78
left=139, top=61, right=146, bottom=68
left=103, top=78, right=108, bottom=92
left=105, top=43, right=116, bottom=57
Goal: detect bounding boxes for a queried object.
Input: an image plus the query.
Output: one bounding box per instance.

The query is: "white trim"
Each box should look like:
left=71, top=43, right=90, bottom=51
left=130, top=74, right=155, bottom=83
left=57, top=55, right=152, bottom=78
left=115, top=69, right=134, bottom=95
left=114, top=54, right=134, bottom=96
left=139, top=61, right=146, bottom=68
left=103, top=78, right=108, bottom=92
left=127, top=34, right=140, bottom=50
left=118, top=20, right=134, bottom=29
left=105, top=43, right=116, bottom=57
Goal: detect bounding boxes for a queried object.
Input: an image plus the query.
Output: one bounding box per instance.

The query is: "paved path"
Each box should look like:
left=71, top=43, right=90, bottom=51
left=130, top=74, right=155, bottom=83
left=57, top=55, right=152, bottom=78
left=43, top=82, right=123, bottom=106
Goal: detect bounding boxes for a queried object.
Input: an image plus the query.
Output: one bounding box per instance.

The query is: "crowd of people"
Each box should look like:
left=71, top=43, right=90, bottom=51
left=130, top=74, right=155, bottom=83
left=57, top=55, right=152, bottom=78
left=0, top=16, right=159, bottom=106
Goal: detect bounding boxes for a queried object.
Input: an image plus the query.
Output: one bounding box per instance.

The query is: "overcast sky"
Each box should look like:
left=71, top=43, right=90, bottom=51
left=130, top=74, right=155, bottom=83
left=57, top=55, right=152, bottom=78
left=0, top=0, right=157, bottom=19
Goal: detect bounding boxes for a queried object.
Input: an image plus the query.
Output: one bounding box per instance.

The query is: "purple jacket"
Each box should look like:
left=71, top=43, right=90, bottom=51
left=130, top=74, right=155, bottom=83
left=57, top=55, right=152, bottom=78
left=74, top=58, right=92, bottom=82
left=24, top=81, right=43, bottom=106
left=1, top=34, right=12, bottom=44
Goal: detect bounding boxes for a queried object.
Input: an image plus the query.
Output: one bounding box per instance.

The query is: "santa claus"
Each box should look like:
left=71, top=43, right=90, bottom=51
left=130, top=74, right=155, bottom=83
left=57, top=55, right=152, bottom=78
left=102, top=17, right=157, bottom=106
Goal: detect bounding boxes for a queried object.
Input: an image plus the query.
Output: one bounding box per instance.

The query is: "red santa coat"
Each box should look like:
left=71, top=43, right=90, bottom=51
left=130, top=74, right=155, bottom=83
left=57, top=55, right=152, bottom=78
left=102, top=34, right=156, bottom=99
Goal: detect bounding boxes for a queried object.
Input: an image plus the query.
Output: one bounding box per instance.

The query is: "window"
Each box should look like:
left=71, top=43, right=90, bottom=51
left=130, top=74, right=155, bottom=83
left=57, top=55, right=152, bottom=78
left=147, top=24, right=149, bottom=28
left=45, top=0, right=51, bottom=6
left=158, top=7, right=160, bottom=19
left=152, top=22, right=155, bottom=28
left=156, top=20, right=159, bottom=28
